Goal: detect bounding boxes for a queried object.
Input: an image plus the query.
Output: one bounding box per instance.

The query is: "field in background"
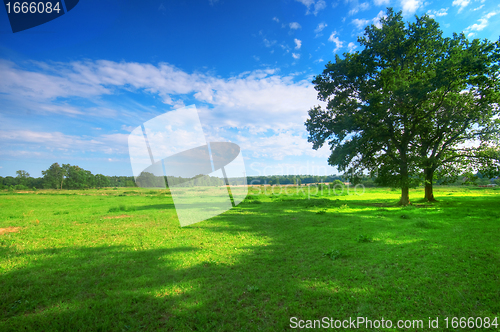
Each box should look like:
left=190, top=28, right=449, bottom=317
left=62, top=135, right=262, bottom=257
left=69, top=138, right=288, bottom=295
left=1, top=186, right=499, bottom=331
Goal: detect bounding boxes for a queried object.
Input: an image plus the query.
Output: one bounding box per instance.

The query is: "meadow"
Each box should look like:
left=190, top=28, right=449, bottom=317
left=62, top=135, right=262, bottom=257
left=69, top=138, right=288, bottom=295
left=0, top=185, right=499, bottom=331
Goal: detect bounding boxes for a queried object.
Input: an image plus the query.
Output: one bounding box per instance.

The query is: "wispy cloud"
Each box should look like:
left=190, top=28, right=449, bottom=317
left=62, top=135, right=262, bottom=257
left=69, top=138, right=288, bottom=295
left=263, top=38, right=277, bottom=47
left=289, top=22, right=302, bottom=30
left=374, top=0, right=390, bottom=5
left=452, top=0, right=470, bottom=13
left=0, top=58, right=333, bottom=172
left=295, top=0, right=327, bottom=16
left=464, top=11, right=497, bottom=37
left=294, top=39, right=302, bottom=49
left=352, top=18, right=370, bottom=30
left=328, top=31, right=344, bottom=53
left=400, top=0, right=422, bottom=16
left=348, top=2, right=370, bottom=16
left=314, top=22, right=327, bottom=37
left=314, top=22, right=327, bottom=33
left=347, top=42, right=357, bottom=53
left=352, top=10, right=386, bottom=30
left=0, top=129, right=129, bottom=154
left=272, top=16, right=280, bottom=22
left=426, top=8, right=448, bottom=18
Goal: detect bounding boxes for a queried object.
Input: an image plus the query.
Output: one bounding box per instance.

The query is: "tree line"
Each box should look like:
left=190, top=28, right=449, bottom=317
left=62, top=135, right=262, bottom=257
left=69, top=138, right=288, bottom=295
left=1, top=162, right=497, bottom=191
left=0, top=163, right=134, bottom=190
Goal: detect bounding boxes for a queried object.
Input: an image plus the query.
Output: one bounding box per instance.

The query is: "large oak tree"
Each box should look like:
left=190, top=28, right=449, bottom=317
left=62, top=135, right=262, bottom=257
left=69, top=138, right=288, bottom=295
left=305, top=8, right=500, bottom=205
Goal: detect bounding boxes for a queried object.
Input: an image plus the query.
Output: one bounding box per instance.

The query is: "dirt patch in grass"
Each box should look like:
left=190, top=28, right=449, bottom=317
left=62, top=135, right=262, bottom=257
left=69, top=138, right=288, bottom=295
left=0, top=227, right=21, bottom=235
left=102, top=214, right=133, bottom=219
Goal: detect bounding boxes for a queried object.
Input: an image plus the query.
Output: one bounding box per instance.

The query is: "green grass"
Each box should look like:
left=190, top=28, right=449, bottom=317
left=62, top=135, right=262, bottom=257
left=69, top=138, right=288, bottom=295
left=0, top=186, right=499, bottom=331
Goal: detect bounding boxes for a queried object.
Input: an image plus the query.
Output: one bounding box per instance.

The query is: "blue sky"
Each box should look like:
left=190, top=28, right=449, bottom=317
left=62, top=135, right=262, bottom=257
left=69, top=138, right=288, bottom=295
left=0, top=0, right=498, bottom=177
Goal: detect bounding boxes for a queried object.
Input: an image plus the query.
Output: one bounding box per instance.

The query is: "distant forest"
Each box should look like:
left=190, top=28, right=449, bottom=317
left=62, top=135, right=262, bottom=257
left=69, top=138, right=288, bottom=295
left=1, top=162, right=498, bottom=190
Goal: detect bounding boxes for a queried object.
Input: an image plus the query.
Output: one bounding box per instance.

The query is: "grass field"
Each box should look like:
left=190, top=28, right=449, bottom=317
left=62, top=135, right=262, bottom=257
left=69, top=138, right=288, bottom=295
left=1, top=186, right=499, bottom=331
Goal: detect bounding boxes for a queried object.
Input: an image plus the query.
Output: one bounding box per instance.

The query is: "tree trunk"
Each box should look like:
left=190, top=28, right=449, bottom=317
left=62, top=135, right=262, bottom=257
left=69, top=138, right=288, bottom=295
left=424, top=167, right=437, bottom=202
left=398, top=158, right=411, bottom=206
left=399, top=186, right=410, bottom=206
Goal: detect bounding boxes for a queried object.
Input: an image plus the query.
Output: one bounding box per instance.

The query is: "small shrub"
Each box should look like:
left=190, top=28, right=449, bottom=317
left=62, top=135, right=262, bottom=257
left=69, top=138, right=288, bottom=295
left=113, top=187, right=118, bottom=190
left=108, top=205, right=136, bottom=213
left=324, top=249, right=346, bottom=260
left=356, top=234, right=373, bottom=243
left=316, top=210, right=326, bottom=215
left=53, top=211, right=70, bottom=215
left=329, top=180, right=344, bottom=189
left=249, top=200, right=262, bottom=204
left=247, top=285, right=260, bottom=292
left=414, top=219, right=434, bottom=229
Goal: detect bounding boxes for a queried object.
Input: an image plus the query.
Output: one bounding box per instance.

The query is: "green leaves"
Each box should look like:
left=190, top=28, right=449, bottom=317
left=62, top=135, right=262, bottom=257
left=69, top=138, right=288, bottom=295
left=305, top=7, right=500, bottom=203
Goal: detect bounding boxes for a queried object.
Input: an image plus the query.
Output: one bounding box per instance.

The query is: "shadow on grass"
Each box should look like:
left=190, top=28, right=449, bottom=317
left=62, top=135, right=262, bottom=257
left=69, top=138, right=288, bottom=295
left=1, top=194, right=499, bottom=331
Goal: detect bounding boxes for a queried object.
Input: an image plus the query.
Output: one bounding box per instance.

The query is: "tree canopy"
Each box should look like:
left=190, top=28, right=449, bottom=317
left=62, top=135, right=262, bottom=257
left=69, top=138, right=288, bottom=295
left=305, top=8, right=500, bottom=205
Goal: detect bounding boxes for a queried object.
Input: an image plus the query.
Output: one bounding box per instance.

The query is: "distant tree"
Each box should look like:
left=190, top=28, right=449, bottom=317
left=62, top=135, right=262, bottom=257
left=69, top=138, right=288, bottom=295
left=42, top=163, right=66, bottom=189
left=16, top=170, right=30, bottom=186
left=94, top=174, right=110, bottom=188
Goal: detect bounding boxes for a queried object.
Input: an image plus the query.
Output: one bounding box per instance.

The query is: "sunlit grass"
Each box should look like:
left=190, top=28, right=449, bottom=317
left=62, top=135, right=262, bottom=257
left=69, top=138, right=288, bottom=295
left=0, top=186, right=499, bottom=331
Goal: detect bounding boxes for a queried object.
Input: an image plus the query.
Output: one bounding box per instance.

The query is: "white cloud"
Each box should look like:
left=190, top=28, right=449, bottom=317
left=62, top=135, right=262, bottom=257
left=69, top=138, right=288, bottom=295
left=238, top=131, right=330, bottom=161
left=372, top=10, right=387, bottom=28
left=295, top=0, right=315, bottom=7
left=464, top=11, right=497, bottom=33
left=292, top=53, right=301, bottom=59
left=0, top=59, right=330, bottom=161
left=294, top=39, right=302, bottom=49
left=472, top=4, right=484, bottom=11
left=272, top=17, right=280, bottom=22
left=295, top=0, right=327, bottom=15
left=401, top=0, right=422, bottom=16
left=348, top=2, right=370, bottom=16
left=328, top=31, right=344, bottom=53
left=314, top=22, right=327, bottom=37
left=289, top=22, right=302, bottom=30
left=348, top=42, right=357, bottom=52
left=312, top=0, right=327, bottom=15
left=452, top=0, right=470, bottom=13
left=263, top=38, right=277, bottom=47
left=0, top=130, right=129, bottom=154
left=314, top=22, right=327, bottom=33
left=427, top=8, right=448, bottom=18
left=374, top=0, right=390, bottom=5
left=352, top=18, right=370, bottom=29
